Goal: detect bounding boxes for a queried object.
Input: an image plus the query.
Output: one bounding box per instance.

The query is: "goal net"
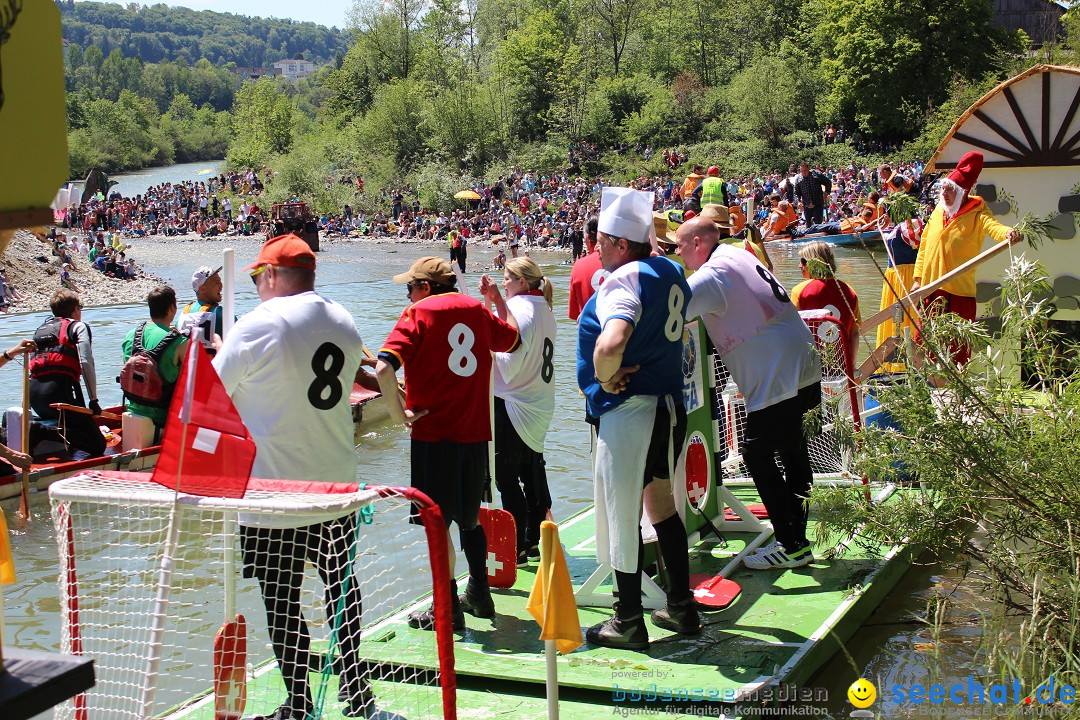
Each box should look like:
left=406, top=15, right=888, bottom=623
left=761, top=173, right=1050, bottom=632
left=50, top=471, right=456, bottom=720
left=712, top=311, right=862, bottom=484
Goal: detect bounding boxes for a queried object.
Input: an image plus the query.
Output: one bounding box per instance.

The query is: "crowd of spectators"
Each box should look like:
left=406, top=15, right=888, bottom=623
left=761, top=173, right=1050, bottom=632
left=50, top=147, right=925, bottom=262
left=58, top=168, right=274, bottom=240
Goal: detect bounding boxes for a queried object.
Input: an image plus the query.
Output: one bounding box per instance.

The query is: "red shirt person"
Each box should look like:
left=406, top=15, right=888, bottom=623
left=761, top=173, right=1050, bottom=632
left=375, top=257, right=520, bottom=631
left=567, top=215, right=607, bottom=321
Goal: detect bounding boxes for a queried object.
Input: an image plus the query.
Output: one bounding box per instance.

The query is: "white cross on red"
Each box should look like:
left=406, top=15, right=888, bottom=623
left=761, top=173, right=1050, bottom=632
left=487, top=551, right=503, bottom=575
left=694, top=586, right=716, bottom=599
left=687, top=479, right=706, bottom=505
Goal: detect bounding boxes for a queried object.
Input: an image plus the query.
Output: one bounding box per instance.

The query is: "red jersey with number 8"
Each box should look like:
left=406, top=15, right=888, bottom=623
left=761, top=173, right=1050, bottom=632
left=381, top=293, right=520, bottom=443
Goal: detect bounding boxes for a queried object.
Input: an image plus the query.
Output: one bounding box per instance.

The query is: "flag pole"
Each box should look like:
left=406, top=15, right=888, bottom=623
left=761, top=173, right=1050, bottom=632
left=222, top=248, right=235, bottom=339
left=545, top=639, right=559, bottom=719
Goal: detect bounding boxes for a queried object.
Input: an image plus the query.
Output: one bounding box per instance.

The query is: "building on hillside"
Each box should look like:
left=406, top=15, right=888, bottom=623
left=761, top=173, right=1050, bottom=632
left=272, top=59, right=317, bottom=81
left=229, top=66, right=282, bottom=81
left=992, top=0, right=1067, bottom=45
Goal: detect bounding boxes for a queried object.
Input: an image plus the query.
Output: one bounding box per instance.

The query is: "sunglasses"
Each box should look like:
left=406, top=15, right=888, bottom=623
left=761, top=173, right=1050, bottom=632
left=249, top=264, right=271, bottom=285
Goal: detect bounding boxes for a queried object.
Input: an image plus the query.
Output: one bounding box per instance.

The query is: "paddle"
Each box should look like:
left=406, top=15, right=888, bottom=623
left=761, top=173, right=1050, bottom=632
left=858, top=237, right=1015, bottom=335
left=17, top=357, right=30, bottom=523
left=49, top=402, right=122, bottom=421
left=213, top=613, right=247, bottom=720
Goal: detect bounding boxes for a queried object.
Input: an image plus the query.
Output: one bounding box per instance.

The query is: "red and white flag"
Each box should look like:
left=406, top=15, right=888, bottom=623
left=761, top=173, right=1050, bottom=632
left=151, top=341, right=255, bottom=498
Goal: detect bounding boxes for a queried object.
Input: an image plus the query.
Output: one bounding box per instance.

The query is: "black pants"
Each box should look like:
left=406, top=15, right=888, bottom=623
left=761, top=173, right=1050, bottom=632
left=494, top=397, right=551, bottom=552
left=241, top=515, right=365, bottom=710
left=29, top=374, right=106, bottom=457
left=802, top=206, right=824, bottom=226
left=742, top=382, right=821, bottom=551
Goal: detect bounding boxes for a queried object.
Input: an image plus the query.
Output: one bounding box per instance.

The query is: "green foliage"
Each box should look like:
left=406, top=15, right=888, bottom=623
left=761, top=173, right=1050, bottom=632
left=813, top=0, right=1002, bottom=140
left=227, top=78, right=295, bottom=168
left=60, top=1, right=349, bottom=66
left=812, top=258, right=1080, bottom=683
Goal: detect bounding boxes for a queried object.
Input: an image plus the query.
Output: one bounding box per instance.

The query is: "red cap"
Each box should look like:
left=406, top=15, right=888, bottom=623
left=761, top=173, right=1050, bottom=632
left=707, top=165, right=720, bottom=177
left=946, top=151, right=983, bottom=192
left=243, top=234, right=316, bottom=271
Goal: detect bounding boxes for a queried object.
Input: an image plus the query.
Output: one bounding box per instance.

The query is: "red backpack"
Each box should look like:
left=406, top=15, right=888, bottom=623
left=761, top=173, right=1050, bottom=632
left=118, top=322, right=181, bottom=408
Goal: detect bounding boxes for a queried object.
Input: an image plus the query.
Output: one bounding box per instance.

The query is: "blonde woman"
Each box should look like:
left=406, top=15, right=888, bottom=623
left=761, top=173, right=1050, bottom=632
left=481, top=257, right=558, bottom=564
left=791, top=241, right=861, bottom=350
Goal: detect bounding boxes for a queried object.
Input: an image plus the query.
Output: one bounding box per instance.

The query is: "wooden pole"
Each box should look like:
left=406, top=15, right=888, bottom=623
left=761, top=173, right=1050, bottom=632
left=17, top=358, right=30, bottom=522
left=858, top=238, right=1014, bottom=336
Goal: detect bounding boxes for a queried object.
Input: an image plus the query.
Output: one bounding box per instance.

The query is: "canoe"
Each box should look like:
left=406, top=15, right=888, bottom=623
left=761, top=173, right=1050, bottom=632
left=0, top=386, right=388, bottom=503
left=789, top=230, right=882, bottom=247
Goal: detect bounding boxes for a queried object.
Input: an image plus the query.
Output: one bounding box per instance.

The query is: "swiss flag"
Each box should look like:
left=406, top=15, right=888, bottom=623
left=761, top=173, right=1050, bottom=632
left=151, top=340, right=255, bottom=498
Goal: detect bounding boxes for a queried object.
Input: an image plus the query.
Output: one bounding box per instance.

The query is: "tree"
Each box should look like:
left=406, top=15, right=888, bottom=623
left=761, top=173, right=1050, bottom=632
left=495, top=10, right=566, bottom=141
left=727, top=54, right=800, bottom=147
left=348, top=0, right=427, bottom=80
left=812, top=0, right=1004, bottom=139
left=590, top=0, right=644, bottom=77
left=229, top=78, right=294, bottom=166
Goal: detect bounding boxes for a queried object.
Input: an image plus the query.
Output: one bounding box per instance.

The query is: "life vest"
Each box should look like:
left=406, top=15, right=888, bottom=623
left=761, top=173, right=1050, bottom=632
left=177, top=302, right=218, bottom=347
left=701, top=177, right=725, bottom=206
left=30, top=317, right=82, bottom=380
left=118, top=322, right=181, bottom=408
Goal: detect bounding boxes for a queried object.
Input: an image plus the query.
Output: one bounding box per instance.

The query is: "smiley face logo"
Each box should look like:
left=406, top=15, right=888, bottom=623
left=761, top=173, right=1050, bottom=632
left=848, top=678, right=876, bottom=708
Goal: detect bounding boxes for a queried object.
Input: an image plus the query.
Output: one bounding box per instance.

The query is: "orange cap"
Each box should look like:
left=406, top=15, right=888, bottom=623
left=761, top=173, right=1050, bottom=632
left=243, top=234, right=316, bottom=271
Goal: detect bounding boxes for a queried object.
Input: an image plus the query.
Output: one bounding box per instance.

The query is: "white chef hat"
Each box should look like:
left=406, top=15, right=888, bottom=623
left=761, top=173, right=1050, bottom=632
left=598, top=187, right=653, bottom=244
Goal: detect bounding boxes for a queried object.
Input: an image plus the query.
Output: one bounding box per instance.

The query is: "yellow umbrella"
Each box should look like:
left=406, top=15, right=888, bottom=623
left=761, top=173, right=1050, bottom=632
left=454, top=190, right=482, bottom=201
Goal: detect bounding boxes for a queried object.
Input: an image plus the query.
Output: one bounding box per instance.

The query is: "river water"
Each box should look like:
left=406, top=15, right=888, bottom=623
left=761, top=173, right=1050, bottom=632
left=0, top=171, right=963, bottom=717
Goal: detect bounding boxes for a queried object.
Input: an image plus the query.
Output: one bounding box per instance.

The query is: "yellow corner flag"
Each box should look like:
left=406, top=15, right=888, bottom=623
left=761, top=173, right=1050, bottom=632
left=0, top=508, right=16, bottom=585
left=526, top=520, right=582, bottom=655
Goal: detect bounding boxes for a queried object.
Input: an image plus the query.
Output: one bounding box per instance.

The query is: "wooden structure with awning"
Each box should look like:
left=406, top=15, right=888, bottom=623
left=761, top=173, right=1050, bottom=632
left=927, top=64, right=1080, bottom=322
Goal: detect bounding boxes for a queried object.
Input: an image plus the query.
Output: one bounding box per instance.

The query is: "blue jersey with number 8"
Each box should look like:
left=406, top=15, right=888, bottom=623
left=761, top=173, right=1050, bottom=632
left=577, top=255, right=691, bottom=417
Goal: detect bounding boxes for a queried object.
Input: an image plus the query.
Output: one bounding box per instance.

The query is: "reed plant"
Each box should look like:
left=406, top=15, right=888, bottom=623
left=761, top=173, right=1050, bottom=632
left=812, top=256, right=1080, bottom=701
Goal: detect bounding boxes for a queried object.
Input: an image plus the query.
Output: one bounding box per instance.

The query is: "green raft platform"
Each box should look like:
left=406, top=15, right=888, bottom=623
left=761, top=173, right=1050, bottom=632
left=163, top=483, right=912, bottom=720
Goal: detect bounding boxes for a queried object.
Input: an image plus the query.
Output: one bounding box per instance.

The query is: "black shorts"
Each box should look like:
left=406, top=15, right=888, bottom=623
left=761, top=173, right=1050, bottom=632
left=239, top=514, right=357, bottom=581
left=644, top=396, right=687, bottom=486
left=410, top=439, right=487, bottom=529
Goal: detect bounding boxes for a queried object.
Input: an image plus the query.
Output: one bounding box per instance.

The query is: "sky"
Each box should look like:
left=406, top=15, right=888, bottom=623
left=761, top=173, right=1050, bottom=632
left=102, top=1, right=355, bottom=29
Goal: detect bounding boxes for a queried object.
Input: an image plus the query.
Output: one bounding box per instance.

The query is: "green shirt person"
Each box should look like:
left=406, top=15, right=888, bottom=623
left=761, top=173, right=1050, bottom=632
left=120, top=285, right=188, bottom=428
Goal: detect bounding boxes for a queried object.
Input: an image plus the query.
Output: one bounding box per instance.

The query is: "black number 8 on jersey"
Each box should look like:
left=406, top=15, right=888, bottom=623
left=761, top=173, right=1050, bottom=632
left=308, top=342, right=345, bottom=410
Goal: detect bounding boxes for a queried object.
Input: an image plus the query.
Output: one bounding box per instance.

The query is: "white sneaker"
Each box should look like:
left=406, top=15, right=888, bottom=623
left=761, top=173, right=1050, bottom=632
left=743, top=544, right=813, bottom=570
left=747, top=541, right=782, bottom=558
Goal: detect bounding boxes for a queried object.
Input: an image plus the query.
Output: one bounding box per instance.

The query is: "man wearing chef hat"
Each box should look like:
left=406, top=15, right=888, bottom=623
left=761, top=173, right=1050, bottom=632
left=576, top=187, right=699, bottom=650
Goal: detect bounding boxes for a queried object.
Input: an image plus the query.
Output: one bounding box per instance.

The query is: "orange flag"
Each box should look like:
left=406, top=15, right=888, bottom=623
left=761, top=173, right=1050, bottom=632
left=0, top=508, right=15, bottom=585
left=525, top=520, right=582, bottom=655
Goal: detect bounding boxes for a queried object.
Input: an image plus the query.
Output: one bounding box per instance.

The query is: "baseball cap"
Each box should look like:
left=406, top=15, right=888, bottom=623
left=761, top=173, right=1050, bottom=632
left=191, top=265, right=223, bottom=292
left=243, top=234, right=316, bottom=271
left=392, top=256, right=456, bottom=286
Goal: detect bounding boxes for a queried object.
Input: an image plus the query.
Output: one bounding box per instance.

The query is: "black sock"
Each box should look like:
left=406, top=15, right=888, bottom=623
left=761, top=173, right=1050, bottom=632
left=614, top=540, right=645, bottom=617
left=459, top=524, right=489, bottom=586
left=653, top=514, right=692, bottom=604
left=614, top=570, right=643, bottom=617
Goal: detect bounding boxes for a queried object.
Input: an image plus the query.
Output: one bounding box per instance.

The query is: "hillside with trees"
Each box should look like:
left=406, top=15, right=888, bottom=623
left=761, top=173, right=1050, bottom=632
left=230, top=0, right=1078, bottom=210
left=58, top=1, right=350, bottom=66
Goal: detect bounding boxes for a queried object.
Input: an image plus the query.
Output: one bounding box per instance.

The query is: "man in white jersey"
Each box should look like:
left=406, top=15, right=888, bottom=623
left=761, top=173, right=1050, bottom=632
left=675, top=216, right=822, bottom=570
left=213, top=233, right=380, bottom=720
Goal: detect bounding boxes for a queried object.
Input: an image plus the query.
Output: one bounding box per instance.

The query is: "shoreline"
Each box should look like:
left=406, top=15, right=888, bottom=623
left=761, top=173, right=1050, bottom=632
left=1, top=228, right=569, bottom=315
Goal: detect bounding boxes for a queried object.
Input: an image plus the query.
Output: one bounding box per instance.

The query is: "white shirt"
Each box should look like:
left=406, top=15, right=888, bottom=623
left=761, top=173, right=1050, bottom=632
left=214, top=291, right=364, bottom=527
left=494, top=294, right=557, bottom=452
left=687, top=245, right=820, bottom=412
